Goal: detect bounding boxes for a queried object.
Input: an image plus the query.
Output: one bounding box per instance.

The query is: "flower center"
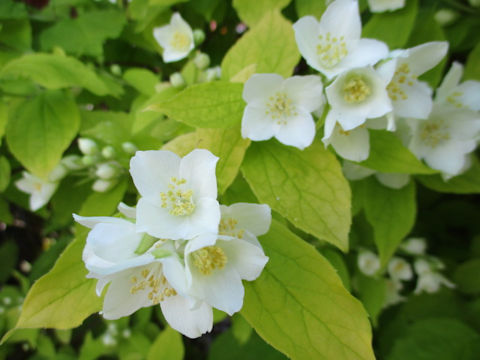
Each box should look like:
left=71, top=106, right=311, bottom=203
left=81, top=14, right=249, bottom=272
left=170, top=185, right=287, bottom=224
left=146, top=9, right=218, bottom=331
left=219, top=217, right=245, bottom=239
left=160, top=177, right=195, bottom=216
left=316, top=32, right=348, bottom=69
left=170, top=31, right=191, bottom=51
left=130, top=265, right=177, bottom=305
left=387, top=63, right=416, bottom=101
left=34, top=183, right=42, bottom=191
left=265, top=92, right=297, bottom=124
left=192, top=246, right=227, bottom=275
left=343, top=76, right=371, bottom=103
left=446, top=91, right=464, bottom=108
left=420, top=121, right=451, bottom=148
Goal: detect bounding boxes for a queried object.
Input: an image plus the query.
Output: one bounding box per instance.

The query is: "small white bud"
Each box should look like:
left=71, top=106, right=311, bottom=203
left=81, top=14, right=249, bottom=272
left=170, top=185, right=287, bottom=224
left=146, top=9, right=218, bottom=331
left=205, top=66, right=222, bottom=82
left=110, top=64, right=122, bottom=76
left=401, top=237, right=427, bottom=255
left=78, top=138, right=99, bottom=155
left=169, top=72, right=185, bottom=88
left=122, top=329, right=131, bottom=338
left=101, top=146, right=116, bottom=159
left=121, top=142, right=138, bottom=155
left=20, top=260, right=32, bottom=273
left=434, top=9, right=459, bottom=26
left=387, top=257, right=413, bottom=281
left=414, top=272, right=455, bottom=294
left=3, top=297, right=11, bottom=305
left=384, top=279, right=405, bottom=308
left=48, top=164, right=68, bottom=182
left=62, top=155, right=84, bottom=170
left=81, top=155, right=99, bottom=166
left=101, top=334, right=117, bottom=347
left=95, top=163, right=118, bottom=180
left=193, top=29, right=205, bottom=45
left=413, top=259, right=431, bottom=276
left=92, top=179, right=114, bottom=192
left=194, top=53, right=210, bottom=70
left=358, top=250, right=381, bottom=276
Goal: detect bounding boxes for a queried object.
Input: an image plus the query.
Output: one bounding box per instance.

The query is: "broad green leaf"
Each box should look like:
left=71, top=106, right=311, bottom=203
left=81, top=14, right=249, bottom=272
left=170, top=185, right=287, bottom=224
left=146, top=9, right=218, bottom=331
left=355, top=274, right=387, bottom=326
left=148, top=82, right=244, bottom=128
left=0, top=100, right=7, bottom=145
left=321, top=248, right=351, bottom=291
left=147, top=327, right=184, bottom=360
left=163, top=127, right=251, bottom=194
left=6, top=90, right=80, bottom=179
left=416, top=158, right=480, bottom=194
left=359, top=130, right=435, bottom=174
left=40, top=10, right=126, bottom=57
left=242, top=140, right=351, bottom=251
left=0, top=196, right=12, bottom=224
left=0, top=156, right=10, bottom=192
left=1, top=181, right=127, bottom=343
left=295, top=0, right=327, bottom=18
left=363, top=178, right=416, bottom=265
left=80, top=110, right=132, bottom=146
left=363, top=0, right=418, bottom=49
left=0, top=53, right=114, bottom=96
left=148, top=0, right=188, bottom=5
left=465, top=42, right=480, bottom=81
left=231, top=314, right=253, bottom=345
left=242, top=221, right=375, bottom=360
left=388, top=318, right=480, bottom=360
left=453, top=259, right=480, bottom=295
left=123, top=68, right=159, bottom=96
left=221, top=10, right=300, bottom=80
left=0, top=20, right=31, bottom=51
left=233, top=0, right=291, bottom=26
left=0, top=0, right=28, bottom=19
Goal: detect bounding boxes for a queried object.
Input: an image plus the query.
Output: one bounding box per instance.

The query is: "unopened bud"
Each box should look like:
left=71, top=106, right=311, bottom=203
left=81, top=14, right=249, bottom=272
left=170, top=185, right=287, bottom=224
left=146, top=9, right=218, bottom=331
left=101, top=146, right=116, bottom=159
left=121, top=142, right=138, bottom=155
left=95, top=163, right=118, bottom=180
left=92, top=179, right=114, bottom=192
left=194, top=53, right=210, bottom=70
left=78, top=138, right=99, bottom=155
left=358, top=250, right=380, bottom=276
left=193, top=29, right=205, bottom=45
left=62, top=155, right=84, bottom=170
left=169, top=72, right=185, bottom=88
left=387, top=257, right=413, bottom=281
left=401, top=237, right=427, bottom=255
left=205, top=66, right=221, bottom=82
left=434, top=9, right=459, bottom=26
left=82, top=155, right=99, bottom=166
left=413, top=259, right=431, bottom=276
left=110, top=64, right=122, bottom=76
left=48, top=163, right=68, bottom=182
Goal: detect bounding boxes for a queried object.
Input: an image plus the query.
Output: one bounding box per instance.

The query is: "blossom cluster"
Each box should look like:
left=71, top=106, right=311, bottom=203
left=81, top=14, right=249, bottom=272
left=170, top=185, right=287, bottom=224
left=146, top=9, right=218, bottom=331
left=240, top=0, right=480, bottom=180
left=74, top=149, right=270, bottom=338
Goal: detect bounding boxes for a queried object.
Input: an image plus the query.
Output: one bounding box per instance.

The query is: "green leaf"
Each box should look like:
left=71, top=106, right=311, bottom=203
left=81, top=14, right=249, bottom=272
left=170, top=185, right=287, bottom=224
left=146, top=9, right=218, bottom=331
left=362, top=0, right=418, bottom=49
left=416, top=158, right=480, bottom=194
left=163, top=127, right=250, bottom=194
left=0, top=181, right=127, bottom=343
left=80, top=110, right=132, bottom=146
left=123, top=68, right=159, bottom=96
left=147, top=326, right=184, bottom=360
left=233, top=0, right=291, bottom=26
left=221, top=10, right=300, bottom=80
left=6, top=90, right=80, bottom=179
left=0, top=100, right=7, bottom=146
left=0, top=156, right=10, bottom=192
left=148, top=0, right=188, bottom=5
left=295, top=0, right=327, bottom=18
left=0, top=53, right=115, bottom=96
left=388, top=318, right=480, bottom=360
left=242, top=220, right=375, bottom=360
left=359, top=130, right=436, bottom=174
left=355, top=274, right=387, bottom=326
left=0, top=196, right=12, bottom=224
left=362, top=178, right=416, bottom=265
left=321, top=248, right=351, bottom=291
left=39, top=10, right=126, bottom=58
left=453, top=259, right=480, bottom=295
left=465, top=42, right=480, bottom=81
left=231, top=314, right=253, bottom=345
left=242, top=140, right=351, bottom=251
left=0, top=0, right=28, bottom=19
left=148, top=82, right=244, bottom=128
left=0, top=20, right=31, bottom=51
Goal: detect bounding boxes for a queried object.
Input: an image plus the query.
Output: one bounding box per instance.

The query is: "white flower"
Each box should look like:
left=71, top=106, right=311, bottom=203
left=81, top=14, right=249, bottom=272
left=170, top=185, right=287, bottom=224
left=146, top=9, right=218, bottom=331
left=358, top=250, right=380, bottom=276
left=400, top=237, right=427, bottom=255
left=368, top=0, right=405, bottom=13
left=436, top=61, right=480, bottom=112
left=387, top=257, right=413, bottom=281
left=293, top=0, right=388, bottom=79
left=130, top=149, right=220, bottom=240
left=406, top=103, right=480, bottom=178
left=413, top=258, right=432, bottom=276
left=241, top=74, right=324, bottom=150
left=383, top=279, right=405, bottom=308
left=153, top=13, right=194, bottom=63
left=15, top=171, right=58, bottom=211
left=377, top=42, right=449, bottom=119
left=414, top=272, right=455, bottom=294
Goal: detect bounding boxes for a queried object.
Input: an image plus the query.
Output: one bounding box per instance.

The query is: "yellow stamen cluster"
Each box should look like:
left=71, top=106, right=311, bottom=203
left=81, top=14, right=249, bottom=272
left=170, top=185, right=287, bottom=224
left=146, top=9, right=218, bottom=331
left=160, top=177, right=195, bottom=216
left=387, top=63, right=416, bottom=101
left=316, top=33, right=348, bottom=68
left=446, top=91, right=464, bottom=108
left=266, top=92, right=298, bottom=125
left=219, top=217, right=245, bottom=239
left=420, top=121, right=451, bottom=148
left=170, top=31, right=191, bottom=51
left=192, top=246, right=227, bottom=276
left=343, top=76, right=371, bottom=103
left=130, top=268, right=177, bottom=304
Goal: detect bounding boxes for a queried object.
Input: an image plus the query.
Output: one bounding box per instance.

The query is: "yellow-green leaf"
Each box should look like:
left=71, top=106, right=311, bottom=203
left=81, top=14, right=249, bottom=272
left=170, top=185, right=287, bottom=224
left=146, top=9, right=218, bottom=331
left=242, top=220, right=375, bottom=360
left=295, top=0, right=327, bottom=18
left=147, top=327, right=184, bottom=360
left=233, top=0, right=291, bottom=26
left=242, top=140, right=351, bottom=251
left=221, top=10, right=300, bottom=80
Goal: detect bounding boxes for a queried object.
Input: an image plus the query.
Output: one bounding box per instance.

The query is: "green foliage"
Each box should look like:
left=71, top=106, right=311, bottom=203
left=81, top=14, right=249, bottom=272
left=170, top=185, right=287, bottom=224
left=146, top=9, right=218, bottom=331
left=295, top=0, right=327, bottom=18
left=0, top=156, right=10, bottom=192
left=233, top=0, right=292, bottom=26
left=355, top=274, right=387, bottom=326
left=6, top=90, right=80, bottom=179
left=465, top=42, right=480, bottom=81
left=242, top=140, right=351, bottom=251
left=123, top=68, right=159, bottom=96
left=453, top=259, right=480, bottom=295
left=147, top=326, right=184, bottom=360
left=0, top=20, right=31, bottom=51
left=242, top=220, right=375, bottom=360
left=221, top=10, right=300, bottom=80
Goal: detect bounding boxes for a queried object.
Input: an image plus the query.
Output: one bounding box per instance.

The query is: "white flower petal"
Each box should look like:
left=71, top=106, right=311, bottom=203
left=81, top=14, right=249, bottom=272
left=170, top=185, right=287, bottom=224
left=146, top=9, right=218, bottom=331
left=187, top=198, right=221, bottom=238
left=375, top=173, right=410, bottom=189
left=423, top=140, right=475, bottom=176
left=436, top=61, right=463, bottom=102
left=118, top=202, right=136, bottom=219
left=405, top=42, right=449, bottom=76
left=368, top=0, right=405, bottom=12
left=342, top=161, right=375, bottom=181
left=185, top=233, right=218, bottom=255
left=154, top=13, right=194, bottom=63
left=339, top=39, right=389, bottom=72
left=319, top=0, right=361, bottom=40
left=453, top=81, right=480, bottom=111
left=243, top=74, right=284, bottom=103
left=392, top=81, right=433, bottom=119
left=275, top=110, right=316, bottom=150
left=30, top=182, right=57, bottom=211
left=283, top=75, right=324, bottom=112
left=160, top=296, right=213, bottom=339
left=293, top=16, right=323, bottom=72
left=179, top=149, right=218, bottom=199
left=73, top=214, right=127, bottom=229
left=241, top=105, right=276, bottom=141
left=220, top=203, right=272, bottom=236
left=221, top=238, right=269, bottom=281
left=330, top=126, right=370, bottom=162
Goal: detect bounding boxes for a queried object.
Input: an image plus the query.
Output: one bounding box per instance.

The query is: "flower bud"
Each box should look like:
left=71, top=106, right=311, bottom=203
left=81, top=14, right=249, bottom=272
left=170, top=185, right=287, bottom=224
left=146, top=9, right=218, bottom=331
left=194, top=53, right=210, bottom=70
left=110, top=64, right=122, bottom=76
left=193, top=29, right=205, bottom=45
left=78, top=138, right=99, bottom=155
left=48, top=163, right=68, bottom=182
left=82, top=155, right=99, bottom=166
left=62, top=155, right=84, bottom=170
left=95, top=163, right=118, bottom=180
left=121, top=142, right=138, bottom=155
left=434, top=9, right=459, bottom=26
left=169, top=72, right=185, bottom=88
left=401, top=237, right=427, bottom=255
left=205, top=66, right=221, bottom=82
left=387, top=257, right=413, bottom=281
left=358, top=250, right=380, bottom=276
left=413, top=259, right=431, bottom=276
left=92, top=179, right=114, bottom=192
left=101, top=146, right=116, bottom=159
